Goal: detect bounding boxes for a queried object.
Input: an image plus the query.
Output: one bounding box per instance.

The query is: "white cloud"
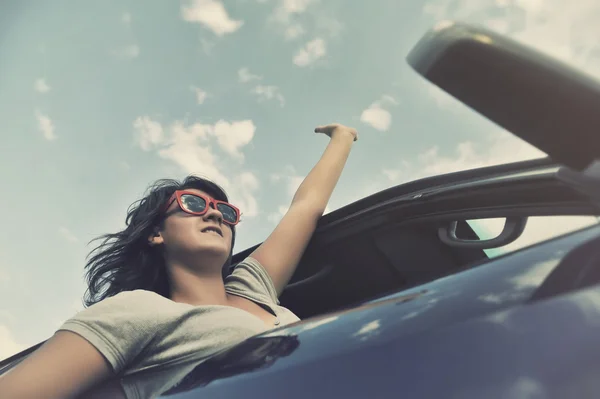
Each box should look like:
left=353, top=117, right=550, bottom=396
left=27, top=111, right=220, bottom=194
left=285, top=23, right=305, bottom=40
left=133, top=116, right=164, bottom=151
left=212, top=119, right=256, bottom=160
left=230, top=172, right=260, bottom=218
left=121, top=12, right=132, bottom=24
left=190, top=86, right=209, bottom=104
left=35, top=110, right=56, bottom=141
left=113, top=44, right=140, bottom=59
left=238, top=67, right=262, bottom=83
left=293, top=37, right=326, bottom=67
left=273, top=0, right=317, bottom=24
left=360, top=106, right=391, bottom=132
left=133, top=116, right=259, bottom=218
left=270, top=165, right=305, bottom=196
left=34, top=78, right=50, bottom=93
left=267, top=205, right=290, bottom=224
left=159, top=136, right=228, bottom=183
left=360, top=95, right=398, bottom=132
left=268, top=0, right=341, bottom=42
left=0, top=325, right=26, bottom=360
left=58, top=227, right=78, bottom=243
left=381, top=130, right=546, bottom=185
left=252, top=85, right=285, bottom=107
left=181, top=0, right=243, bottom=36
left=237, top=69, right=284, bottom=106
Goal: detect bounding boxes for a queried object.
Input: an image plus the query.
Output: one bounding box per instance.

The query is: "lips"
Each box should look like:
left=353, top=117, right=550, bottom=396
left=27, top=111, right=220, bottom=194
left=201, top=226, right=223, bottom=237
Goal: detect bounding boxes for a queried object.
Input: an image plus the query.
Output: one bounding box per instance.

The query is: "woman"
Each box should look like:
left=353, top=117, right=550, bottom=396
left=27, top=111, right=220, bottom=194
left=0, top=123, right=358, bottom=398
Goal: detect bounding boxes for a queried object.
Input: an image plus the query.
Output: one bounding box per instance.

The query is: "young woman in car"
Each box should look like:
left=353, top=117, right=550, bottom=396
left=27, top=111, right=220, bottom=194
left=0, top=123, right=358, bottom=398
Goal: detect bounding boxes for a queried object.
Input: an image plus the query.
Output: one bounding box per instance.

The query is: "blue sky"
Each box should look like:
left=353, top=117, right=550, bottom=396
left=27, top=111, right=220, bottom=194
left=2, top=0, right=600, bottom=360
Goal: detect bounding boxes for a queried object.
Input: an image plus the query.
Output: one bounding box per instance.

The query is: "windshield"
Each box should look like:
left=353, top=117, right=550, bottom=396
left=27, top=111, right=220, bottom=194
left=2, top=0, right=600, bottom=363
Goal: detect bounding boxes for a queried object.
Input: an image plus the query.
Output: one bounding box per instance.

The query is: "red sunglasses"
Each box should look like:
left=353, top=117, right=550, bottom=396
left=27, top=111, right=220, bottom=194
left=162, top=190, right=241, bottom=225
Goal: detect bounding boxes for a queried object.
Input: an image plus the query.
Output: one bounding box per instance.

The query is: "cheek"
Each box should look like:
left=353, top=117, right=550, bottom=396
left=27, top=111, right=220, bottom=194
left=224, top=228, right=234, bottom=246
left=163, top=218, right=199, bottom=243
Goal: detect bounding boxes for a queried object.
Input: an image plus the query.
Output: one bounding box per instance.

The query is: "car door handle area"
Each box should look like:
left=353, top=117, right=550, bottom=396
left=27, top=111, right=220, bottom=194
left=438, top=216, right=528, bottom=249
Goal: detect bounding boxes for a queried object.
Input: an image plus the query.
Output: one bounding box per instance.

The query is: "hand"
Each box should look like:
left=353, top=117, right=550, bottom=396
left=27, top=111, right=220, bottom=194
left=314, top=123, right=358, bottom=142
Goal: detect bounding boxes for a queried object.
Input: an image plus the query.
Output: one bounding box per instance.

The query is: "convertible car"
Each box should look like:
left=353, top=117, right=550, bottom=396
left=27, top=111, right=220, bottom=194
left=2, top=21, right=600, bottom=398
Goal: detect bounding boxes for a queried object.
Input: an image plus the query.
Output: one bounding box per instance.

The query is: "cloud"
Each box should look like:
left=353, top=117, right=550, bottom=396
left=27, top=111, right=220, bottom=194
left=58, top=227, right=78, bottom=243
left=113, top=44, right=140, bottom=59
left=285, top=23, right=305, bottom=39
left=181, top=0, right=243, bottom=36
left=34, top=78, right=50, bottom=93
left=270, top=164, right=304, bottom=196
left=267, top=205, right=290, bottom=224
left=0, top=324, right=26, bottom=360
left=252, top=85, right=286, bottom=107
left=237, top=68, right=284, bottom=106
left=212, top=119, right=256, bottom=160
left=293, top=37, right=326, bottom=67
left=35, top=110, right=56, bottom=141
left=121, top=12, right=132, bottom=25
left=381, top=130, right=546, bottom=185
left=238, top=67, right=262, bottom=83
left=190, top=86, right=209, bottom=104
left=132, top=116, right=259, bottom=217
left=272, top=0, right=317, bottom=24
left=269, top=0, right=319, bottom=40
left=133, top=116, right=164, bottom=151
left=230, top=172, right=260, bottom=218
left=360, top=95, right=398, bottom=132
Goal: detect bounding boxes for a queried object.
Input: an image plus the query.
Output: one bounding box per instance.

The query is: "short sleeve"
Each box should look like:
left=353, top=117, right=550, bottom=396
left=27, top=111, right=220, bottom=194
left=225, top=257, right=279, bottom=306
left=57, top=290, right=166, bottom=374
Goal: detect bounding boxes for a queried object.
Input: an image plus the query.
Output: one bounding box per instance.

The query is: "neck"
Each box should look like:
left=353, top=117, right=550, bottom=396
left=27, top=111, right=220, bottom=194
left=166, top=257, right=228, bottom=306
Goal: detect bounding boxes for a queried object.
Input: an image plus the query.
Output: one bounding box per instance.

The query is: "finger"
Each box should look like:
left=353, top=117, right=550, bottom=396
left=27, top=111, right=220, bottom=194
left=314, top=125, right=328, bottom=133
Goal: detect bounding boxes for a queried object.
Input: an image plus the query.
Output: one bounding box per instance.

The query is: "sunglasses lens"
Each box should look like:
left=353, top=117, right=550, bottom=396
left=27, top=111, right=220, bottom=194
left=217, top=203, right=238, bottom=224
left=180, top=194, right=207, bottom=213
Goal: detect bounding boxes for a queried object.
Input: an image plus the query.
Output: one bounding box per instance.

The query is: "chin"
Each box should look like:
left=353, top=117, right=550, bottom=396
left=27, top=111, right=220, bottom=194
left=195, top=243, right=231, bottom=259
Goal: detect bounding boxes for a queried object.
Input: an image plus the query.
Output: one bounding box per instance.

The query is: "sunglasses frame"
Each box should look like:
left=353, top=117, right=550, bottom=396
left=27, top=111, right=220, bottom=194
left=162, top=190, right=241, bottom=225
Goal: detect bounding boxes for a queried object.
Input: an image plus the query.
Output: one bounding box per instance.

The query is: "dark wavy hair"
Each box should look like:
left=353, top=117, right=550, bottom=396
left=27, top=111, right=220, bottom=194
left=83, top=175, right=236, bottom=307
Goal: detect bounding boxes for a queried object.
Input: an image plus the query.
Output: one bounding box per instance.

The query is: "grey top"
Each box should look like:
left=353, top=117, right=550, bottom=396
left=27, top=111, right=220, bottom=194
left=58, top=257, right=300, bottom=397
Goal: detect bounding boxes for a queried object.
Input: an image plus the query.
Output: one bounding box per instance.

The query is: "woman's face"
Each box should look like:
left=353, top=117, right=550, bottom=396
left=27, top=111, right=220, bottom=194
left=153, top=189, right=233, bottom=264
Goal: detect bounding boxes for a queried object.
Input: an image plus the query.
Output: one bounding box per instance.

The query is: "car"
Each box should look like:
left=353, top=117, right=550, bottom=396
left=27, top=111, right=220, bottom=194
left=3, top=21, right=600, bottom=398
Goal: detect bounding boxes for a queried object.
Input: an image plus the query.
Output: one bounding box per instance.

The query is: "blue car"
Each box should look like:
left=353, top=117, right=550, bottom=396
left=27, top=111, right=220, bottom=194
left=3, top=22, right=600, bottom=398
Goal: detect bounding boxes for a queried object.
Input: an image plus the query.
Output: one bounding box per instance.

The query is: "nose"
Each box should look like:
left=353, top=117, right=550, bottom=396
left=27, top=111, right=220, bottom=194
left=204, top=202, right=223, bottom=224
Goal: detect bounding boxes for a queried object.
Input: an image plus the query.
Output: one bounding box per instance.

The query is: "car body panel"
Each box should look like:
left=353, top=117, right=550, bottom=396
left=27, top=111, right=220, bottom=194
left=110, top=224, right=600, bottom=398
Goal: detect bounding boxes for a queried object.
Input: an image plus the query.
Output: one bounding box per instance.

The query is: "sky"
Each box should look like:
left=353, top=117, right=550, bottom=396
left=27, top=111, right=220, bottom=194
left=2, top=0, right=600, bottom=360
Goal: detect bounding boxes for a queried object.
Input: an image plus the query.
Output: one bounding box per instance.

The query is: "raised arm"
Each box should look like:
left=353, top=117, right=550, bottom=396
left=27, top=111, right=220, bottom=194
left=251, top=123, right=358, bottom=295
left=0, top=331, right=114, bottom=399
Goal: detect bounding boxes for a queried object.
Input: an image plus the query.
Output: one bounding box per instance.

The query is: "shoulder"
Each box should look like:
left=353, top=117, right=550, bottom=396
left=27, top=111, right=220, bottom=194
left=225, top=257, right=279, bottom=305
left=93, top=289, right=165, bottom=306
left=78, top=289, right=173, bottom=319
